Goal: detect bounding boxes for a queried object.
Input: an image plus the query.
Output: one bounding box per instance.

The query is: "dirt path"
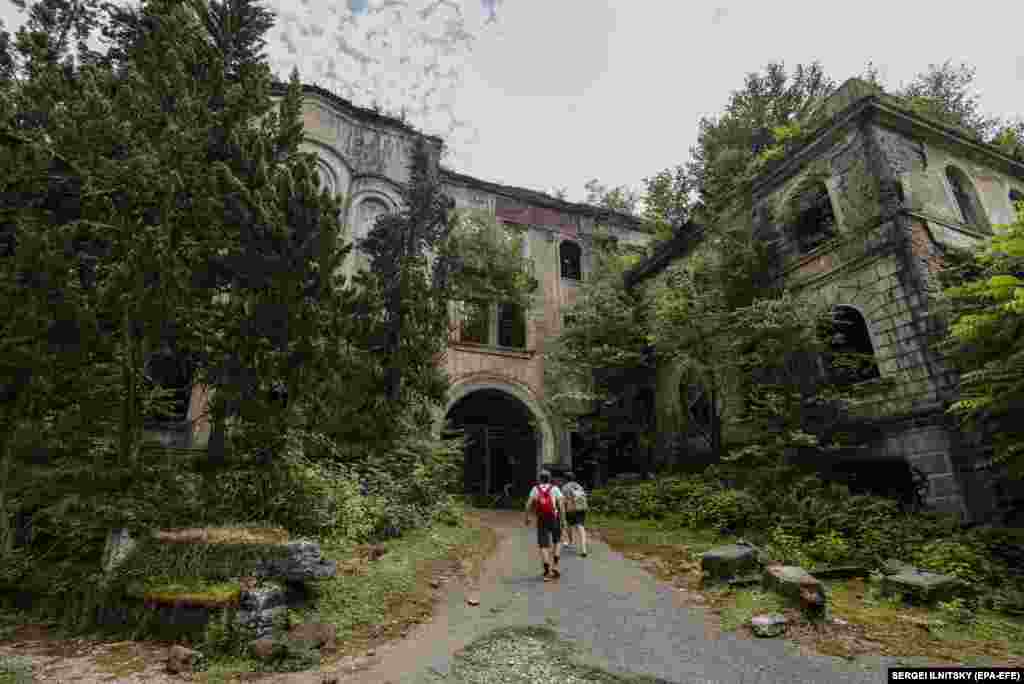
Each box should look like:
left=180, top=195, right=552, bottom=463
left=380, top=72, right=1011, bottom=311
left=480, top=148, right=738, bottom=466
left=1, top=512, right=905, bottom=683
left=327, top=510, right=898, bottom=684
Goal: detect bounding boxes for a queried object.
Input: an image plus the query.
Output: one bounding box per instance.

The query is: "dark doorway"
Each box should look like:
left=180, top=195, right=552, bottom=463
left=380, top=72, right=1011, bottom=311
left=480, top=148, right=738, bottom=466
left=445, top=389, right=538, bottom=499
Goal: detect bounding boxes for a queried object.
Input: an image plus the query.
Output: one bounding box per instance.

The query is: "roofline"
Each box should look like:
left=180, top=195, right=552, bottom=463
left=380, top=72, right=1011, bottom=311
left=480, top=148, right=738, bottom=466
left=752, top=95, right=1024, bottom=197
left=269, top=80, right=445, bottom=145
left=273, top=81, right=644, bottom=228
left=440, top=167, right=645, bottom=228
left=622, top=221, right=706, bottom=289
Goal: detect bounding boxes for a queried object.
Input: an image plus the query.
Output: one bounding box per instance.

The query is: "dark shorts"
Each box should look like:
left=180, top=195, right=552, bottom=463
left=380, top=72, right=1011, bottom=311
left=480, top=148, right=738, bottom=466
left=536, top=516, right=561, bottom=548
left=566, top=510, right=587, bottom=526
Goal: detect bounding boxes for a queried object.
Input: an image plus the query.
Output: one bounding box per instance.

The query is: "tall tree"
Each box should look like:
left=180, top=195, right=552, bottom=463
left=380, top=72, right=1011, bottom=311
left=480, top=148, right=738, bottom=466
left=939, top=204, right=1024, bottom=477
left=583, top=178, right=640, bottom=215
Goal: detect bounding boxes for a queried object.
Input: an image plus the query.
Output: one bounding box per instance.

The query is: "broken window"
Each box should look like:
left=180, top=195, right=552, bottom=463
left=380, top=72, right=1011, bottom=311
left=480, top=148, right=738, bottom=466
left=819, top=306, right=880, bottom=386
left=457, top=300, right=490, bottom=345
left=946, top=166, right=987, bottom=231
left=560, top=240, right=582, bottom=280
left=497, top=302, right=526, bottom=349
left=144, top=347, right=194, bottom=422
left=794, top=184, right=836, bottom=253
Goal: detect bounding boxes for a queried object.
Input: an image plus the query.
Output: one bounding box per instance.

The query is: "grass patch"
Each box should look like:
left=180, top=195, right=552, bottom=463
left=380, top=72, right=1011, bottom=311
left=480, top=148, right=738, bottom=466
left=126, top=580, right=242, bottom=608
left=820, top=579, right=1024, bottom=665
left=295, top=507, right=495, bottom=660
left=0, top=655, right=33, bottom=684
left=592, top=514, right=1024, bottom=666
left=718, top=589, right=787, bottom=632
left=153, top=525, right=289, bottom=546
left=92, top=642, right=149, bottom=678
left=447, top=625, right=671, bottom=683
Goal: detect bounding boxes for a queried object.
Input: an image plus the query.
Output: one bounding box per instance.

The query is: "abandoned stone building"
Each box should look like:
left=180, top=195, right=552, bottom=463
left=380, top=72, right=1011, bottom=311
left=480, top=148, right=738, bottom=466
left=612, top=79, right=1024, bottom=523
left=149, top=77, right=1023, bottom=521
left=161, top=82, right=650, bottom=497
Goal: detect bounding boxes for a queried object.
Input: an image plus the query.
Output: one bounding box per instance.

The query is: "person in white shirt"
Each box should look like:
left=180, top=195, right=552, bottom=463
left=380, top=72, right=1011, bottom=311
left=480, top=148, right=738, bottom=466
left=524, top=469, right=566, bottom=581
left=561, top=471, right=589, bottom=557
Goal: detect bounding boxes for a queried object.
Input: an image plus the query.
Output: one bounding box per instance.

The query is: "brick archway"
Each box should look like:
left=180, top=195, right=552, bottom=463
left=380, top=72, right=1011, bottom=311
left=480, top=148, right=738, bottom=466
left=436, top=377, right=556, bottom=481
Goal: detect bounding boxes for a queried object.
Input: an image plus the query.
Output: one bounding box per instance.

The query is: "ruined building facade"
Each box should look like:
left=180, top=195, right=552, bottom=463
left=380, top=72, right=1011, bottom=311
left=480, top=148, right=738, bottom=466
left=624, top=80, right=1024, bottom=522
left=168, top=84, right=649, bottom=496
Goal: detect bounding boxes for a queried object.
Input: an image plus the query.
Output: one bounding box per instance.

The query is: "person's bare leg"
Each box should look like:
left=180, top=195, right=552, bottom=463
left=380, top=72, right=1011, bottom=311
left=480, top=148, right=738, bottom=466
left=551, top=538, right=562, bottom=577
left=577, top=525, right=588, bottom=555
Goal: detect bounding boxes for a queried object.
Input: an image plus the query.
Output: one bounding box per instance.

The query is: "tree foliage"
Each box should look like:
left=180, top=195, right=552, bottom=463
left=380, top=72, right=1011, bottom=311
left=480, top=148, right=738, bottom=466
left=940, top=204, right=1024, bottom=477
left=0, top=0, right=534, bottom=570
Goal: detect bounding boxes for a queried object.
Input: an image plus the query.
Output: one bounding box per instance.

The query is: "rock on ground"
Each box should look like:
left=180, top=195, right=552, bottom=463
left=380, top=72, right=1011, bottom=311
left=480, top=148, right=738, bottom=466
left=881, top=569, right=967, bottom=605
left=254, top=540, right=337, bottom=583
left=165, top=645, right=204, bottom=674
left=700, top=543, right=760, bottom=583
left=750, top=613, right=788, bottom=638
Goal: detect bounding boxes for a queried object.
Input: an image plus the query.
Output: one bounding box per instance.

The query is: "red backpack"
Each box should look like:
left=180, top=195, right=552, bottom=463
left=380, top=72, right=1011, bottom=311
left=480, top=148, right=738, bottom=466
left=534, top=484, right=558, bottom=521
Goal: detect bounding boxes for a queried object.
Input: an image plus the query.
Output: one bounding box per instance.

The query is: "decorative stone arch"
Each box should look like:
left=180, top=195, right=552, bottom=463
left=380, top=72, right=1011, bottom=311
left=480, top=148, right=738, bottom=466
left=435, top=374, right=556, bottom=474
left=819, top=300, right=883, bottom=383
left=301, top=140, right=352, bottom=200
left=819, top=287, right=886, bottom=373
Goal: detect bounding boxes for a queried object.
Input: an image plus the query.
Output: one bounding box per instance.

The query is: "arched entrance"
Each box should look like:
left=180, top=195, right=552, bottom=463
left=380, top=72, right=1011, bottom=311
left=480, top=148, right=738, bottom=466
left=445, top=389, right=538, bottom=498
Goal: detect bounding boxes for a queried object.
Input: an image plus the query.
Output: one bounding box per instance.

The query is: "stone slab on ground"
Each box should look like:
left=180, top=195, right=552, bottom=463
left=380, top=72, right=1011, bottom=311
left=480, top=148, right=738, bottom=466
left=881, top=570, right=967, bottom=605
left=762, top=565, right=827, bottom=615
left=700, top=543, right=760, bottom=582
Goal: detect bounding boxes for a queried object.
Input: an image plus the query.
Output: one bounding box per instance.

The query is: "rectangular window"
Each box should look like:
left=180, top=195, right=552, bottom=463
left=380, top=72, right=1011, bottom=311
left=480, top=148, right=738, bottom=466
left=458, top=300, right=490, bottom=344
left=497, top=302, right=526, bottom=349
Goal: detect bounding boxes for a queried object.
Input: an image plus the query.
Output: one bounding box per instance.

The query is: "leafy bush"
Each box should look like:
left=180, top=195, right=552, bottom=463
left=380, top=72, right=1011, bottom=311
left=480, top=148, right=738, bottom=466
left=764, top=525, right=812, bottom=567
left=806, top=530, right=852, bottom=565
left=695, top=489, right=759, bottom=532
left=914, top=538, right=994, bottom=587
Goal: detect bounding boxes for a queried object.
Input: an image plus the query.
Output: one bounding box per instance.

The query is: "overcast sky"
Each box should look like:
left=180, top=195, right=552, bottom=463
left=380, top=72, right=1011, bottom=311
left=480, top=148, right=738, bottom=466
left=3, top=0, right=1022, bottom=203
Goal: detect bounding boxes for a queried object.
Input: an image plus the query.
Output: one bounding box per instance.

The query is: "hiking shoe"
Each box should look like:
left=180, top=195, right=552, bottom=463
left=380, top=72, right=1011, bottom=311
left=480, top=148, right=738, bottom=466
left=550, top=568, right=561, bottom=579
left=543, top=573, right=554, bottom=582
left=581, top=552, right=588, bottom=558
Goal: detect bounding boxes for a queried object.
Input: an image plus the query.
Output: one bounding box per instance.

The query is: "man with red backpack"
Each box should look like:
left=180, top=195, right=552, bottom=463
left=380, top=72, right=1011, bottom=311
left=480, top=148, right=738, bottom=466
left=524, top=469, right=565, bottom=581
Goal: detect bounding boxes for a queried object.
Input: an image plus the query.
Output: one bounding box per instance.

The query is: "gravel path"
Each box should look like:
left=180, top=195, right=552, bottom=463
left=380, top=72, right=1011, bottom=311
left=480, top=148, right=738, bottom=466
left=353, top=510, right=895, bottom=684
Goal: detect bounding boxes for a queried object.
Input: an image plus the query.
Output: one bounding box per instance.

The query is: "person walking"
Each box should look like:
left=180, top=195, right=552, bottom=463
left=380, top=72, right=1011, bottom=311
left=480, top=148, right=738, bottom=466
left=562, top=471, right=589, bottom=557
left=525, top=469, right=565, bottom=581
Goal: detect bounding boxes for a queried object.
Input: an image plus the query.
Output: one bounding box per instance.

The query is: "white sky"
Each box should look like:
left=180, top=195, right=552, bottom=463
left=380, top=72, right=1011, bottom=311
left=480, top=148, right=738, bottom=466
left=3, top=0, right=1022, bottom=203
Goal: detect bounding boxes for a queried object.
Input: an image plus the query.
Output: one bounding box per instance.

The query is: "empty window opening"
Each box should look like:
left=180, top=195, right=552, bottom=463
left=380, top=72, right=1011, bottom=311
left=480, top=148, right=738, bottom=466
left=946, top=166, right=987, bottom=231
left=820, top=306, right=880, bottom=385
left=144, top=348, right=194, bottom=422
left=794, top=184, right=836, bottom=253
left=560, top=240, right=582, bottom=280
left=497, top=302, right=526, bottom=349
left=457, top=300, right=490, bottom=345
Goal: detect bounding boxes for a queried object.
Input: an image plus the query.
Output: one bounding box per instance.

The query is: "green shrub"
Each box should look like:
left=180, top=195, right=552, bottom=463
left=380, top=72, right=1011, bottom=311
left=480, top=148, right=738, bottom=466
left=914, top=538, right=994, bottom=587
left=764, top=526, right=812, bottom=566
left=806, top=530, right=852, bottom=565
left=695, top=489, right=758, bottom=532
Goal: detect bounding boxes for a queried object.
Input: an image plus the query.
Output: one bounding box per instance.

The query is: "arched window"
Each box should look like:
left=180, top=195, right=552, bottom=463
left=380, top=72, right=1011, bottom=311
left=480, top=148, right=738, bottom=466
left=945, top=166, right=987, bottom=231
left=560, top=240, right=582, bottom=280
left=355, top=197, right=390, bottom=240
left=820, top=306, right=880, bottom=385
left=794, top=183, right=836, bottom=253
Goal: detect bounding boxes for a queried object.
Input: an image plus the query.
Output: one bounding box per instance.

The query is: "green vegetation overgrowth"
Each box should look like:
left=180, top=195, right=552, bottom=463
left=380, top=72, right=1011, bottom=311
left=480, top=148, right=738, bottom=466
left=589, top=470, right=1024, bottom=615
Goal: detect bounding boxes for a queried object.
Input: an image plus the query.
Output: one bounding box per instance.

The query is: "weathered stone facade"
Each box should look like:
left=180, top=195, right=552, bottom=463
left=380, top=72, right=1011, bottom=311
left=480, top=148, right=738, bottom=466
left=632, top=79, right=1024, bottom=521
left=181, top=83, right=649, bottom=489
